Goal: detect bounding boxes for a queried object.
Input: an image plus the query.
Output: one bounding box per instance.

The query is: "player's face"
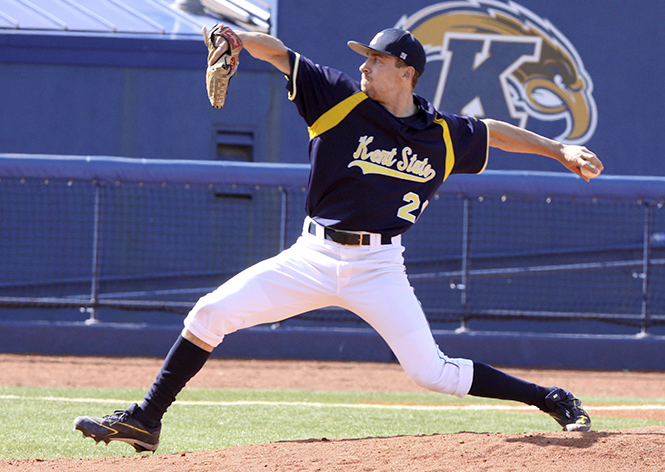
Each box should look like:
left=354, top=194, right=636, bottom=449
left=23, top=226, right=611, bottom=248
left=359, top=52, right=404, bottom=102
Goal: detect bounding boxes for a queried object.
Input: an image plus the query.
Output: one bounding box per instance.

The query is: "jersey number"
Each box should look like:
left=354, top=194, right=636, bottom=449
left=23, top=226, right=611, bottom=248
left=397, top=192, right=428, bottom=223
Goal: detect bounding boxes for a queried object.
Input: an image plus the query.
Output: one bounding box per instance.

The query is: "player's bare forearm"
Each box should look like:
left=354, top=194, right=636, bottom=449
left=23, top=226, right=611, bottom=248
left=236, top=31, right=291, bottom=75
left=483, top=118, right=604, bottom=181
left=484, top=119, right=560, bottom=156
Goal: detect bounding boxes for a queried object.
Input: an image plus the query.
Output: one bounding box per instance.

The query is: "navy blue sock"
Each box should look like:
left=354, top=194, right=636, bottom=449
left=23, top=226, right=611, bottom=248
left=468, top=362, right=553, bottom=411
left=132, top=335, right=211, bottom=427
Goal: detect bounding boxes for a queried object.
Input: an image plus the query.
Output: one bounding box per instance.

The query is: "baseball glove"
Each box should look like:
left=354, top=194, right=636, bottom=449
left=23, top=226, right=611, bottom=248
left=203, top=24, right=243, bottom=108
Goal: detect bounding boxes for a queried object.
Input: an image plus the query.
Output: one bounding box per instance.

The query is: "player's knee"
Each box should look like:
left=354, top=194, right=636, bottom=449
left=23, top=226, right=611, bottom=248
left=183, top=296, right=232, bottom=344
left=189, top=297, right=224, bottom=325
left=408, top=371, right=434, bottom=391
left=406, top=357, right=474, bottom=398
left=408, top=368, right=453, bottom=394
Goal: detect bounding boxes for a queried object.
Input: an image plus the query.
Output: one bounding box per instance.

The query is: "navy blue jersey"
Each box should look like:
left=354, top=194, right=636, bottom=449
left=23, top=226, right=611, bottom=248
left=286, top=50, right=488, bottom=236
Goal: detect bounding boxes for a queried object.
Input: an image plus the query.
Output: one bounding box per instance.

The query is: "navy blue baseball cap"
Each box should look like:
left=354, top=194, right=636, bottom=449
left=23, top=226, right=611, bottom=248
left=348, top=28, right=426, bottom=76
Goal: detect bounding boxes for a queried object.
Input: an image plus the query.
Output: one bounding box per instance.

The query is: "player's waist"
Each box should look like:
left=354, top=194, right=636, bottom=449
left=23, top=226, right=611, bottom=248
left=304, top=217, right=400, bottom=247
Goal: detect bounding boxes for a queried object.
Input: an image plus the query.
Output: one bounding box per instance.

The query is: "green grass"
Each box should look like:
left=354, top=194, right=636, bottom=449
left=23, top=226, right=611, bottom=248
left=0, top=385, right=663, bottom=460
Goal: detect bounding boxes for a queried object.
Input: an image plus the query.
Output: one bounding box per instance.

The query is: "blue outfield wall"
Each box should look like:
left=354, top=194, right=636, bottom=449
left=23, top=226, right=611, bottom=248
left=1, top=155, right=664, bottom=370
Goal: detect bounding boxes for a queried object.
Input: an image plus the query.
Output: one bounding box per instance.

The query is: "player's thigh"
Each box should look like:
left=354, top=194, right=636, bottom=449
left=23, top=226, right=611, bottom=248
left=344, top=269, right=438, bottom=358
left=344, top=262, right=430, bottom=342
left=185, top=245, right=336, bottom=342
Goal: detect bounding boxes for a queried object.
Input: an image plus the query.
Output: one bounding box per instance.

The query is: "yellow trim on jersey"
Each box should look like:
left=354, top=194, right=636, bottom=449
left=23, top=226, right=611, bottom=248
left=308, top=92, right=368, bottom=139
left=433, top=115, right=456, bottom=182
left=287, top=52, right=301, bottom=102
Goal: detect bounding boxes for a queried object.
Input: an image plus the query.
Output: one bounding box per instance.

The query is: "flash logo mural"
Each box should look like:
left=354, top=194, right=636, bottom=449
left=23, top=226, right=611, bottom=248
left=397, top=0, right=597, bottom=144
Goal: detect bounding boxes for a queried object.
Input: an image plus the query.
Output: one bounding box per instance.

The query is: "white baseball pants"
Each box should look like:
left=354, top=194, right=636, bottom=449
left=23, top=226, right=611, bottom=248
left=184, top=217, right=474, bottom=398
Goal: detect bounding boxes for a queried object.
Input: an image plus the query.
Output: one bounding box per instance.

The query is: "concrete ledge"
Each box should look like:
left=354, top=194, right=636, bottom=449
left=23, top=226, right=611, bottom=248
left=1, top=321, right=664, bottom=371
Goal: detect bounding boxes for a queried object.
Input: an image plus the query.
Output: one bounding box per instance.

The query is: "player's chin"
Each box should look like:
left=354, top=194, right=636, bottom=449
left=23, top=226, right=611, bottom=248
left=360, top=81, right=375, bottom=99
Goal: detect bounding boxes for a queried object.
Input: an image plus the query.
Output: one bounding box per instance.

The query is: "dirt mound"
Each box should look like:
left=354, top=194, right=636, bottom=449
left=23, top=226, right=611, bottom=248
left=5, top=428, right=665, bottom=472
left=2, top=355, right=664, bottom=471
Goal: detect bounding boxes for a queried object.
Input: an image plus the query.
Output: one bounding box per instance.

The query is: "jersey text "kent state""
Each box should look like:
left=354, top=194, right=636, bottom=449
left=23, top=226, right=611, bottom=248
left=348, top=136, right=437, bottom=183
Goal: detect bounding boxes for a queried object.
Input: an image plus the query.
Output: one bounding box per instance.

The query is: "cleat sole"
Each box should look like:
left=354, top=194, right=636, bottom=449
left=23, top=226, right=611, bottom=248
left=565, top=423, right=592, bottom=432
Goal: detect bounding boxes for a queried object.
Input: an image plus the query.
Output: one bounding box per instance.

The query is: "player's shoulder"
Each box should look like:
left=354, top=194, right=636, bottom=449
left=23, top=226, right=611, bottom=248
left=420, top=96, right=486, bottom=134
left=289, top=50, right=358, bottom=90
left=287, top=49, right=360, bottom=109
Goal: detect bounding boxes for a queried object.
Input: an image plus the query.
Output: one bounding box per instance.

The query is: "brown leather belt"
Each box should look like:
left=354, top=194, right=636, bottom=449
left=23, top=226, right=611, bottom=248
left=308, top=221, right=392, bottom=246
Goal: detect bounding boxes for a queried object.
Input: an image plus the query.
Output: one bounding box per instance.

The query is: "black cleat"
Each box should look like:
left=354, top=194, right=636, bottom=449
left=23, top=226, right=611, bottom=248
left=74, top=404, right=160, bottom=453
left=545, top=388, right=592, bottom=432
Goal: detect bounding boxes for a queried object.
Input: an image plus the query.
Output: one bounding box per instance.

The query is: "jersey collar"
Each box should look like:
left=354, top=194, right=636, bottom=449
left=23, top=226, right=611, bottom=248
left=410, top=95, right=438, bottom=129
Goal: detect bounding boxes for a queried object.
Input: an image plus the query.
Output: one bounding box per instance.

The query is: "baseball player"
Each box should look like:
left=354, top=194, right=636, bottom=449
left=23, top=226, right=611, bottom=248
left=74, top=26, right=602, bottom=453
